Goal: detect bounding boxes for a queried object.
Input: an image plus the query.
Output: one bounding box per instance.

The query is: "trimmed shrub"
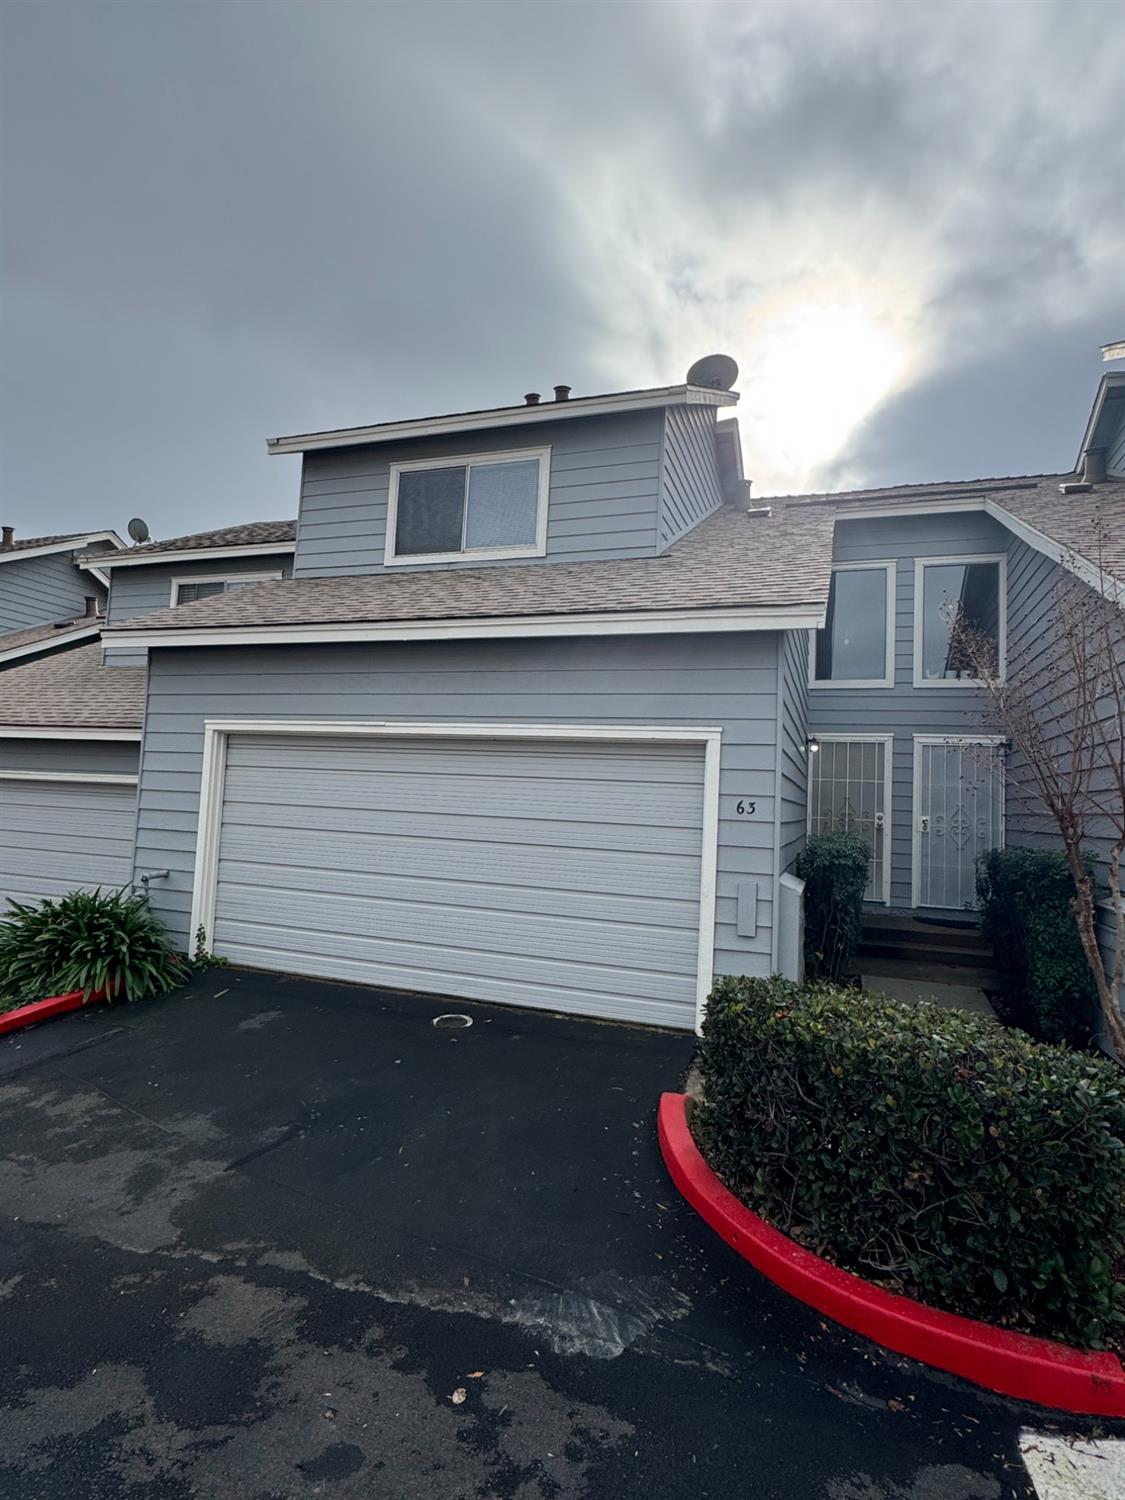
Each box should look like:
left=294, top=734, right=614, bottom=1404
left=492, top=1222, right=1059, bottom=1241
left=695, top=975, right=1125, bottom=1347
left=796, top=831, right=869, bottom=981
left=977, top=847, right=1098, bottom=1048
left=0, top=888, right=185, bottom=1006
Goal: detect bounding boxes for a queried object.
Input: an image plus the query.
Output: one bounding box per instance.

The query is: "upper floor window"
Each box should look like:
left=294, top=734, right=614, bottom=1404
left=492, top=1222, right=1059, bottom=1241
left=171, top=572, right=283, bottom=606
left=914, top=555, right=1006, bottom=686
left=385, top=447, right=549, bottom=566
left=810, top=562, right=895, bottom=688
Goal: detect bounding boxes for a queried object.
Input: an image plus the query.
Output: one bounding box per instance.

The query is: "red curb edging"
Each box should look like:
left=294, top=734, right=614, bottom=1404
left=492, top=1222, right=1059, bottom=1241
left=0, top=987, right=108, bottom=1036
left=658, top=1091, right=1125, bottom=1417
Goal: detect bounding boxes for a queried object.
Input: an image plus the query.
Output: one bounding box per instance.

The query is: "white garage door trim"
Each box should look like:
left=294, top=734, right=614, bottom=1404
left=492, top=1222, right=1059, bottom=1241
left=190, top=719, right=722, bottom=1029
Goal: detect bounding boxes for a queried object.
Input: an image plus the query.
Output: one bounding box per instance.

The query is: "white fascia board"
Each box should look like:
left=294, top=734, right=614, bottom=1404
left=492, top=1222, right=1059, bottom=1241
left=0, top=725, right=142, bottom=740
left=81, top=565, right=112, bottom=589
left=109, top=603, right=827, bottom=650
left=0, top=769, right=138, bottom=785
left=983, top=499, right=1125, bottom=607
left=832, top=497, right=989, bottom=521
left=1075, top=371, right=1125, bottom=467
left=0, top=531, right=125, bottom=566
left=89, top=541, right=295, bottom=568
left=0, top=623, right=102, bottom=665
left=266, top=385, right=739, bottom=455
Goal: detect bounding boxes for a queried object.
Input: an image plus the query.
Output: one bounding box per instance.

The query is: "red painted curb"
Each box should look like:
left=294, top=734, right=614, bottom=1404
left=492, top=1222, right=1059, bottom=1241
left=658, top=1091, right=1125, bottom=1417
left=0, top=987, right=108, bottom=1036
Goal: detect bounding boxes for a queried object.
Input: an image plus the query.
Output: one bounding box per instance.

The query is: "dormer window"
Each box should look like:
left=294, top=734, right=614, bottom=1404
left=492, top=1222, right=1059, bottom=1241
left=385, top=447, right=550, bottom=565
left=171, top=572, right=283, bottom=605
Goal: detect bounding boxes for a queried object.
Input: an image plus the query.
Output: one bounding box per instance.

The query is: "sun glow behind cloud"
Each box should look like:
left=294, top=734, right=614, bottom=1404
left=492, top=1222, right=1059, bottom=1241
left=736, top=301, right=910, bottom=493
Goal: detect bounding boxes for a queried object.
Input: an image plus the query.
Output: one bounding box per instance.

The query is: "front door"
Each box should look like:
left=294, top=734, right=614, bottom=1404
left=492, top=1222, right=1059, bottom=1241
left=808, top=736, right=892, bottom=904
left=913, top=737, right=1004, bottom=910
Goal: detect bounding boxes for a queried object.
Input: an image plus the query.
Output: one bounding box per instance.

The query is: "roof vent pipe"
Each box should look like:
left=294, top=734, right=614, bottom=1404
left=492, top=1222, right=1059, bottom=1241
left=524, top=392, right=541, bottom=406
left=1, top=525, right=13, bottom=548
left=553, top=385, right=571, bottom=402
left=1082, top=446, right=1108, bottom=486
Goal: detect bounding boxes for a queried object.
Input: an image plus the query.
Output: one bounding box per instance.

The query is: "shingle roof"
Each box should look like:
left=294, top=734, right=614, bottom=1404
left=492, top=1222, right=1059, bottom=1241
left=0, top=642, right=145, bottom=729
left=106, top=502, right=836, bottom=635
left=79, top=519, right=296, bottom=562
left=789, top=472, right=1125, bottom=587
left=0, top=615, right=102, bottom=661
left=0, top=531, right=89, bottom=554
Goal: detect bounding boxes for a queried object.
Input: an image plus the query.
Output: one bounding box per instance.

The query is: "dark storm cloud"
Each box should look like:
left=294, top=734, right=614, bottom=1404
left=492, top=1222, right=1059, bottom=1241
left=1, top=0, right=1122, bottom=535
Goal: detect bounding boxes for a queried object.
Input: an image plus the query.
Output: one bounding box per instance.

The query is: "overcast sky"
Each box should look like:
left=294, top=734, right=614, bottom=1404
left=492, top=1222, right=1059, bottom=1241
left=2, top=0, right=1123, bottom=541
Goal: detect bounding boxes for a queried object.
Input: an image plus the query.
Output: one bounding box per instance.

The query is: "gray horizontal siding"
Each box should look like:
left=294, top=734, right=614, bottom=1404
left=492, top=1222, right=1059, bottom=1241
left=294, top=411, right=663, bottom=577
left=0, top=773, right=138, bottom=909
left=659, top=404, right=722, bottom=549
left=1108, top=406, right=1125, bottom=477
left=0, top=550, right=103, bottom=632
left=0, top=738, right=139, bottom=775
left=1004, top=536, right=1124, bottom=943
left=104, top=555, right=293, bottom=667
left=777, top=628, right=811, bottom=878
left=807, top=511, right=1011, bottom=907
left=135, top=634, right=784, bottom=992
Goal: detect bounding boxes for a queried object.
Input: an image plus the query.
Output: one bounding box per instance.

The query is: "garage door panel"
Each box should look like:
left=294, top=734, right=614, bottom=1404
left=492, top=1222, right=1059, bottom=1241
left=212, top=915, right=694, bottom=1005
left=225, top=736, right=706, bottom=785
left=222, top=767, right=703, bottom=829
left=219, top=828, right=698, bottom=901
left=212, top=734, right=706, bottom=1027
left=214, top=884, right=698, bottom=968
left=220, top=802, right=703, bottom=856
left=0, top=781, right=136, bottom=910
left=216, top=858, right=700, bottom=929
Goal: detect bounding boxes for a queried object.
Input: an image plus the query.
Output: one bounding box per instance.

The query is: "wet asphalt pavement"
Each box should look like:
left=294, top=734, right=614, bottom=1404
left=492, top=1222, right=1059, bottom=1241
left=0, top=968, right=1119, bottom=1499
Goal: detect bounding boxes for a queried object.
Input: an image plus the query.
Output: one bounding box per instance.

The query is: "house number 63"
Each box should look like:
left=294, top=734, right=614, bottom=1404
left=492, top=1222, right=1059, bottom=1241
left=735, top=799, right=757, bottom=815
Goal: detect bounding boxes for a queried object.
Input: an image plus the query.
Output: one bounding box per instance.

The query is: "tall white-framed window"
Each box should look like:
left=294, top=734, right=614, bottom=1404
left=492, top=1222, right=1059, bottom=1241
left=913, top=554, right=1006, bottom=687
left=384, top=446, right=550, bottom=567
left=170, top=572, right=283, bottom=606
left=809, top=560, right=896, bottom=689
left=807, top=733, right=894, bottom=903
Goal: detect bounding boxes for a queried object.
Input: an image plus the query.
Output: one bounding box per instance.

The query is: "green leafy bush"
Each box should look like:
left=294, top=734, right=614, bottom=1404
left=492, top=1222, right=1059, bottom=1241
left=795, top=831, right=869, bottom=981
left=695, top=975, right=1125, bottom=1347
left=977, top=847, right=1098, bottom=1048
left=0, top=888, right=185, bottom=1006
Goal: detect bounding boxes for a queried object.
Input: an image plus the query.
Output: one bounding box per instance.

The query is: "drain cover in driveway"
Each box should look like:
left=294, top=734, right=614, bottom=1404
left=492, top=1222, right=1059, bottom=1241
left=432, top=1014, right=473, bottom=1030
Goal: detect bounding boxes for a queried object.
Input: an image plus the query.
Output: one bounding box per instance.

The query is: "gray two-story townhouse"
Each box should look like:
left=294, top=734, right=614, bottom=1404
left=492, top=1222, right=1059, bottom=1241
left=803, top=366, right=1125, bottom=986
left=0, top=520, right=296, bottom=909
left=0, top=526, right=124, bottom=667
left=104, top=371, right=832, bottom=1031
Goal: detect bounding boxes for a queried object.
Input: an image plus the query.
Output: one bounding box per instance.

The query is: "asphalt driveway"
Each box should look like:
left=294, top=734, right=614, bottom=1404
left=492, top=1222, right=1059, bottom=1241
left=0, top=970, right=1117, bottom=1499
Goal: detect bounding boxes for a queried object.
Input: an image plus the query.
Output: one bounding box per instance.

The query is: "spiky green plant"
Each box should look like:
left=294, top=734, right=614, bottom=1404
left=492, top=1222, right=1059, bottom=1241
left=0, top=888, right=185, bottom=1006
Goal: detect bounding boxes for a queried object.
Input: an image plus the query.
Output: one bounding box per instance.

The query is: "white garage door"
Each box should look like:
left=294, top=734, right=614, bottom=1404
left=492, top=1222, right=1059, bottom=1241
left=0, top=778, right=137, bottom=910
left=210, top=732, right=707, bottom=1028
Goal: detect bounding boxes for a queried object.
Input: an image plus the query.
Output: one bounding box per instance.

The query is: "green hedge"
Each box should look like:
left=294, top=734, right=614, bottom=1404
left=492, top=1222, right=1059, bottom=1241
left=795, top=831, right=869, bottom=982
left=695, top=975, right=1125, bottom=1347
left=977, top=848, right=1098, bottom=1048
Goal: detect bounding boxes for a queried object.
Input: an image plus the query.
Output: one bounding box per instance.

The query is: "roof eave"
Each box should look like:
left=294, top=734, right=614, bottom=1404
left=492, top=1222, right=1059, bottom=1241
left=0, top=531, right=126, bottom=566
left=266, top=385, right=740, bottom=456
left=105, top=601, right=827, bottom=649
left=81, top=540, right=297, bottom=568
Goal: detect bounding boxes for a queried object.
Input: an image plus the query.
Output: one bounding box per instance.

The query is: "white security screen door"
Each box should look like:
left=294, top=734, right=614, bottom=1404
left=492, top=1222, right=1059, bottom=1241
left=913, top=738, right=1004, bottom=910
left=808, top=736, right=892, bottom=903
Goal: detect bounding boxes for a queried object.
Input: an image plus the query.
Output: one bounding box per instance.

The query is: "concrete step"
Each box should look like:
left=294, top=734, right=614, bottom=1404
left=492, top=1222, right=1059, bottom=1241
left=857, top=956, right=1000, bottom=990
left=861, top=917, right=990, bottom=951
left=857, top=935, right=992, bottom=968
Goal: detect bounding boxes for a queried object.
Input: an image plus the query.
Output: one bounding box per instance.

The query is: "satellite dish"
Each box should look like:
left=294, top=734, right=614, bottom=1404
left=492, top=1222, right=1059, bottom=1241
left=127, top=517, right=150, bottom=544
left=686, top=353, right=739, bottom=390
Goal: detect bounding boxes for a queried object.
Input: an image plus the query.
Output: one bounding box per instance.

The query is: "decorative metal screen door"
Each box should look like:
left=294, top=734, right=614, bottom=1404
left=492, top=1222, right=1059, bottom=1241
left=913, top=738, right=1004, bottom=910
left=808, top=737, right=891, bottom=903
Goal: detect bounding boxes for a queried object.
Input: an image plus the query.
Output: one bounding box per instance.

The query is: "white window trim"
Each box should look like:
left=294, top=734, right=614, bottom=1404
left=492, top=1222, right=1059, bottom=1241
left=383, top=446, right=550, bottom=567
left=189, top=719, right=721, bottom=1032
left=808, top=560, right=897, bottom=690
left=912, top=553, right=1007, bottom=688
left=170, top=571, right=284, bottom=606
left=910, top=734, right=1006, bottom=909
left=806, top=733, right=894, bottom=905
